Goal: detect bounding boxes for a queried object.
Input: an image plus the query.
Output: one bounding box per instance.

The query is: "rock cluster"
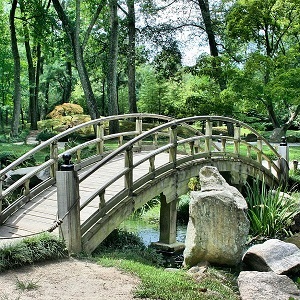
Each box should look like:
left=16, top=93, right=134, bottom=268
left=239, top=239, right=300, bottom=300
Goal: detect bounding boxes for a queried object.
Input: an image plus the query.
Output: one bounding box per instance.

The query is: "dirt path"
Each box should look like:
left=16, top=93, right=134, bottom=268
left=0, top=258, right=140, bottom=300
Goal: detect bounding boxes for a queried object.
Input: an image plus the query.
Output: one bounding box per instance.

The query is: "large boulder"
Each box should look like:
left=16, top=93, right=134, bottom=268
left=243, top=239, right=300, bottom=275
left=238, top=271, right=300, bottom=300
left=183, top=166, right=249, bottom=267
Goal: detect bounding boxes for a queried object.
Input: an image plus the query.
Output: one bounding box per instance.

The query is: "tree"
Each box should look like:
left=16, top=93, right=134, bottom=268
left=226, top=0, right=300, bottom=140
left=126, top=0, right=137, bottom=113
left=10, top=0, right=22, bottom=136
left=51, top=0, right=103, bottom=120
left=107, top=0, right=119, bottom=133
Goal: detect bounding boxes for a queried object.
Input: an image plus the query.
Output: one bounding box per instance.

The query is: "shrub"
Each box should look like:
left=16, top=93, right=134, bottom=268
left=36, top=129, right=58, bottom=141
left=177, top=194, right=190, bottom=224
left=245, top=180, right=299, bottom=239
left=93, top=229, right=164, bottom=266
left=0, top=233, right=67, bottom=271
left=0, top=151, right=17, bottom=166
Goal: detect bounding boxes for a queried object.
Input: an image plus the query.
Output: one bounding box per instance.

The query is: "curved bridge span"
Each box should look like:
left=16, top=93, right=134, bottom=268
left=0, top=114, right=287, bottom=252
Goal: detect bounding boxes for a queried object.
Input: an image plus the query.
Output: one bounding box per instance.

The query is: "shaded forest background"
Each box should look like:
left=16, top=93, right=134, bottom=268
left=1, top=0, right=300, bottom=140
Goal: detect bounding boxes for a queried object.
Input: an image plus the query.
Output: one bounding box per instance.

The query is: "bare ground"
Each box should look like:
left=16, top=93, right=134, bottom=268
left=0, top=258, right=141, bottom=300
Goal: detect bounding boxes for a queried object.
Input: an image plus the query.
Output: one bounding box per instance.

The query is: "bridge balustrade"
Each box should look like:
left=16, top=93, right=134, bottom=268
left=0, top=114, right=289, bottom=252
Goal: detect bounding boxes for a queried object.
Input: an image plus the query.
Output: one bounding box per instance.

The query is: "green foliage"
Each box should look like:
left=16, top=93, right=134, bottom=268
left=16, top=278, right=39, bottom=291
left=95, top=251, right=239, bottom=300
left=245, top=181, right=299, bottom=238
left=36, top=129, right=58, bottom=141
left=133, top=196, right=160, bottom=217
left=0, top=151, right=18, bottom=167
left=93, top=229, right=164, bottom=266
left=0, top=233, right=67, bottom=272
left=177, top=194, right=190, bottom=224
left=188, top=177, right=200, bottom=191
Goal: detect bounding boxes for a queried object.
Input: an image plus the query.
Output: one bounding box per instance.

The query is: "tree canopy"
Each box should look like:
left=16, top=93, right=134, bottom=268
left=0, top=0, right=299, bottom=140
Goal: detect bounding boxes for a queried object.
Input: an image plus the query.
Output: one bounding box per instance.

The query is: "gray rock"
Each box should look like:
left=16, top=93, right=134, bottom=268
left=5, top=167, right=50, bottom=187
left=238, top=271, right=300, bottom=300
left=183, top=166, right=249, bottom=267
left=243, top=239, right=300, bottom=274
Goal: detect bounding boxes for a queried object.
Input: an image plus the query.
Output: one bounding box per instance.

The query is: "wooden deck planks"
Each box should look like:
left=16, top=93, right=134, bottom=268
left=0, top=151, right=170, bottom=246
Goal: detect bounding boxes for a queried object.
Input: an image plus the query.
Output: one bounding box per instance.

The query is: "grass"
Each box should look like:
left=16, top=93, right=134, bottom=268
left=91, top=229, right=239, bottom=300
left=15, top=277, right=39, bottom=291
left=0, top=233, right=68, bottom=272
left=94, top=248, right=239, bottom=300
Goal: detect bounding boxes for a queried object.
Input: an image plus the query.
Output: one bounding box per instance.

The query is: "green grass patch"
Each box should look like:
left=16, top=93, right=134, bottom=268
left=91, top=229, right=239, bottom=300
left=95, top=251, right=239, bottom=300
left=0, top=143, right=50, bottom=166
left=0, top=233, right=68, bottom=272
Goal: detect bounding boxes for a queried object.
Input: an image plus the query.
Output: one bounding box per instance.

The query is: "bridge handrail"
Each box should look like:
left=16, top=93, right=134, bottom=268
left=79, top=115, right=281, bottom=180
left=0, top=114, right=284, bottom=225
left=0, top=114, right=201, bottom=219
left=78, top=116, right=282, bottom=220
left=0, top=113, right=174, bottom=178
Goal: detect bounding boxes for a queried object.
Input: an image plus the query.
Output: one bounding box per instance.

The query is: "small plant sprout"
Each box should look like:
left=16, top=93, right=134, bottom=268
left=15, top=277, right=39, bottom=291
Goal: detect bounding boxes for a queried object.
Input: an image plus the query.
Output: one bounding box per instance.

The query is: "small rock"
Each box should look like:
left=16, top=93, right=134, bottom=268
left=243, top=239, right=300, bottom=275
left=238, top=271, right=300, bottom=300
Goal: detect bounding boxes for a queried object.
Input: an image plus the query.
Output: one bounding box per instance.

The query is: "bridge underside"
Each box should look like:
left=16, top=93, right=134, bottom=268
left=82, top=158, right=279, bottom=253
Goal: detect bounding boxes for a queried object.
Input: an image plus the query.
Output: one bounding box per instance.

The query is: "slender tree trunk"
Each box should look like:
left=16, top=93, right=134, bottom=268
left=33, top=44, right=42, bottom=127
left=20, top=1, right=39, bottom=130
left=52, top=0, right=99, bottom=120
left=127, top=0, right=137, bottom=114
left=10, top=0, right=21, bottom=137
left=107, top=0, right=119, bottom=133
left=62, top=61, right=72, bottom=103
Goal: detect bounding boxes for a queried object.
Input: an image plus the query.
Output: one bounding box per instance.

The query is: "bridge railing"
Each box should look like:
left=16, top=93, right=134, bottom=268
left=0, top=113, right=200, bottom=222
left=77, top=116, right=286, bottom=252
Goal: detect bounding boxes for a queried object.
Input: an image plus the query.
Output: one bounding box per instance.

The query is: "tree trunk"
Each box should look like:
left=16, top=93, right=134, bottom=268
left=10, top=0, right=21, bottom=137
left=269, top=104, right=300, bottom=142
left=107, top=0, right=119, bottom=133
left=62, top=61, right=72, bottom=103
left=127, top=0, right=137, bottom=114
left=33, top=43, right=42, bottom=128
left=20, top=1, right=37, bottom=130
left=197, top=0, right=226, bottom=91
left=52, top=0, right=99, bottom=120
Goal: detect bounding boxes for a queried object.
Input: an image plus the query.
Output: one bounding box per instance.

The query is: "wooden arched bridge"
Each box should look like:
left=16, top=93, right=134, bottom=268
left=0, top=114, right=288, bottom=253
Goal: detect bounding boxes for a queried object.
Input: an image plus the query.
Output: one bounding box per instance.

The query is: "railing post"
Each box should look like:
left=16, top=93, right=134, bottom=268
left=125, top=146, right=133, bottom=195
left=169, top=125, right=177, bottom=166
left=205, top=120, right=212, bottom=153
left=56, top=153, right=81, bottom=255
left=257, top=137, right=263, bottom=164
left=153, top=132, right=158, bottom=148
left=96, top=122, right=104, bottom=155
left=50, top=141, right=58, bottom=178
left=278, top=136, right=289, bottom=185
left=234, top=124, right=241, bottom=155
left=278, top=136, right=289, bottom=162
left=135, top=117, right=143, bottom=149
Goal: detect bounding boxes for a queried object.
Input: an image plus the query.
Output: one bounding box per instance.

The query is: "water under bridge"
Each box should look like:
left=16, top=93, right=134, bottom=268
left=0, top=114, right=288, bottom=253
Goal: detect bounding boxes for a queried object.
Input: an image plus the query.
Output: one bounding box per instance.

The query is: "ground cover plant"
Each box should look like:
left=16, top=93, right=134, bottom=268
left=93, top=229, right=240, bottom=300
left=0, top=233, right=67, bottom=272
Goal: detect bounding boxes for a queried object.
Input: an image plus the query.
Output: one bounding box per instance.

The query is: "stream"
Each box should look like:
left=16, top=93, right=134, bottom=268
left=119, top=218, right=187, bottom=246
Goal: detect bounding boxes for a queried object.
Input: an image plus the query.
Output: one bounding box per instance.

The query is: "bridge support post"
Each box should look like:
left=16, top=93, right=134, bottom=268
left=152, top=193, right=184, bottom=253
left=56, top=153, right=81, bottom=255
